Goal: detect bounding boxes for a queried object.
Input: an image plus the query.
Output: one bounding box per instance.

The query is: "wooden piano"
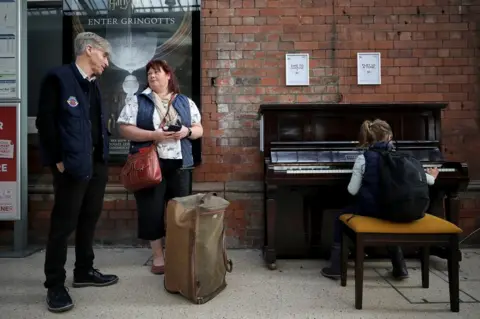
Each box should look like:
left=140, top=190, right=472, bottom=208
left=258, top=103, right=470, bottom=270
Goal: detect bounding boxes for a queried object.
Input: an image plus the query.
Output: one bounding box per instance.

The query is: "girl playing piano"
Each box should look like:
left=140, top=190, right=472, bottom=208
left=321, top=119, right=439, bottom=280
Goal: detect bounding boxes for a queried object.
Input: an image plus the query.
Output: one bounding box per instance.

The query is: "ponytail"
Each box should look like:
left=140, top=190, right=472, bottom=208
left=358, top=119, right=393, bottom=147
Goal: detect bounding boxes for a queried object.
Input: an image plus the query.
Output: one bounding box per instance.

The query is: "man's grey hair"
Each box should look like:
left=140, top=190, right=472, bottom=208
left=74, top=32, right=112, bottom=57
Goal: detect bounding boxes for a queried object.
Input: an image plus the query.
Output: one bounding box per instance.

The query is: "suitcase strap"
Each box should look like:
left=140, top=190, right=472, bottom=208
left=223, top=226, right=233, bottom=273
left=225, top=257, right=233, bottom=273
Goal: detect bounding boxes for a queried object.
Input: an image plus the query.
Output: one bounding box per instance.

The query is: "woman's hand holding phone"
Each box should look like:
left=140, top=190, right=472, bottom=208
left=173, top=125, right=189, bottom=140
left=152, top=129, right=175, bottom=142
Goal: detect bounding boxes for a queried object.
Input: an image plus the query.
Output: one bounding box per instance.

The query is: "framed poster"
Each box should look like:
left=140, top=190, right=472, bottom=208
left=285, top=53, right=309, bottom=86
left=0, top=0, right=19, bottom=99
left=0, top=103, right=20, bottom=220
left=357, top=52, right=381, bottom=85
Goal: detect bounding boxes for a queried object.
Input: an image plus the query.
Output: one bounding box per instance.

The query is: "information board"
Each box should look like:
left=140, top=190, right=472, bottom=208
left=0, top=0, right=18, bottom=99
left=357, top=52, right=381, bottom=85
left=0, top=104, right=19, bottom=220
left=285, top=53, right=309, bottom=86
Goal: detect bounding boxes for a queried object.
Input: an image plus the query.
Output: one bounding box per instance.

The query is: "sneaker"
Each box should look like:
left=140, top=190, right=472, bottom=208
left=46, top=286, right=74, bottom=313
left=321, top=266, right=340, bottom=280
left=321, top=244, right=341, bottom=280
left=392, top=265, right=409, bottom=280
left=387, top=246, right=409, bottom=280
left=73, top=268, right=119, bottom=288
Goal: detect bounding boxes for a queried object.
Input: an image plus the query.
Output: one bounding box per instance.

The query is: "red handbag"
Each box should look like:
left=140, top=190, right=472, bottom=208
left=120, top=144, right=162, bottom=192
left=120, top=94, right=175, bottom=192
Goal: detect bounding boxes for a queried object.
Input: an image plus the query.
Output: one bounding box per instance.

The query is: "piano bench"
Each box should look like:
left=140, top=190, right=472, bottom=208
left=338, top=213, right=462, bottom=312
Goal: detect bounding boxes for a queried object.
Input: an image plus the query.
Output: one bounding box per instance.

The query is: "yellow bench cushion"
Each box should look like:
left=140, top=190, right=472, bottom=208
left=339, top=213, right=462, bottom=234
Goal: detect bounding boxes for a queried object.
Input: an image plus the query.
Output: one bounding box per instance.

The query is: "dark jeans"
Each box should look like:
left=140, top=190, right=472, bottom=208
left=44, top=161, right=108, bottom=289
left=133, top=160, right=191, bottom=241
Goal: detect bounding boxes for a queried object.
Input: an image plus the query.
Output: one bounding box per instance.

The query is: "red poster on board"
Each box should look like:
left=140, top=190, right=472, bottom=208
left=0, top=106, right=18, bottom=220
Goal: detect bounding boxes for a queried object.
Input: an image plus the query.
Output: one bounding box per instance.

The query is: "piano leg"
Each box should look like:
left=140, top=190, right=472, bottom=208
left=430, top=192, right=463, bottom=262
left=264, top=186, right=277, bottom=270
left=445, top=192, right=460, bottom=227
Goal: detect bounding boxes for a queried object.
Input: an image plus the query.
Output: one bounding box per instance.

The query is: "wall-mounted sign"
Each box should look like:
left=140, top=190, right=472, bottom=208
left=0, top=0, right=18, bottom=99
left=357, top=52, right=381, bottom=85
left=285, top=53, right=309, bottom=86
left=0, top=104, right=20, bottom=220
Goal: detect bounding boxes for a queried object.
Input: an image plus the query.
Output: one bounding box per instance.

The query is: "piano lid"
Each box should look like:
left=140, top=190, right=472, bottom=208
left=258, top=102, right=447, bottom=157
left=258, top=102, right=448, bottom=115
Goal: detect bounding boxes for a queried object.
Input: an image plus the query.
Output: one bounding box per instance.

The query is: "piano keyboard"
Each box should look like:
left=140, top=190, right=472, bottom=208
left=273, top=164, right=456, bottom=175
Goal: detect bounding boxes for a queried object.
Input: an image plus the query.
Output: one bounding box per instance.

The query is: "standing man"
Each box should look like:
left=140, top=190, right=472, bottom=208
left=36, top=32, right=118, bottom=313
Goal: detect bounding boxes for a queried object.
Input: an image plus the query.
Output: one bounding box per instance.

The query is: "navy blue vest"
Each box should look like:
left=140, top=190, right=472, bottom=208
left=356, top=141, right=393, bottom=216
left=129, top=91, right=194, bottom=168
left=43, top=63, right=109, bottom=180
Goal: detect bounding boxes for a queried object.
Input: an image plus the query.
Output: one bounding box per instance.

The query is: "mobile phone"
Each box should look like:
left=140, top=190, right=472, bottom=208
left=163, top=124, right=182, bottom=132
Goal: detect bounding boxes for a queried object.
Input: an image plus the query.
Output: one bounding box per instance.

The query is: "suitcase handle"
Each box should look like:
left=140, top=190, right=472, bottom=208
left=199, top=192, right=217, bottom=205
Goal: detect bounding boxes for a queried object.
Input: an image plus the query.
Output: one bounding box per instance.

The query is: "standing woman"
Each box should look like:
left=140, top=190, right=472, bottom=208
left=117, top=59, right=203, bottom=274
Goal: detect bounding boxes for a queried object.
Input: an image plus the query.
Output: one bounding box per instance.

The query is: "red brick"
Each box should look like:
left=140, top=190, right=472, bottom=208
left=114, top=200, right=128, bottom=209
left=103, top=200, right=115, bottom=210
left=236, top=9, right=259, bottom=16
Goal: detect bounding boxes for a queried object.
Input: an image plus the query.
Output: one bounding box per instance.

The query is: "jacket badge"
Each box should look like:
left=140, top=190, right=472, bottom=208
left=67, top=96, right=79, bottom=107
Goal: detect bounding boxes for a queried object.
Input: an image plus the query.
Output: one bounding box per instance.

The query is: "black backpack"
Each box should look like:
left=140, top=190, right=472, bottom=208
left=372, top=150, right=430, bottom=222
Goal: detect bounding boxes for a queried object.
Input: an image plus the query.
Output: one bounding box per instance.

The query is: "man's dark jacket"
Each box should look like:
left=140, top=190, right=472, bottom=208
left=36, top=63, right=109, bottom=180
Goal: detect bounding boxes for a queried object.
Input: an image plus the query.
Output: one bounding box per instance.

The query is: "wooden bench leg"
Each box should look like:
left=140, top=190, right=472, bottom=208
left=420, top=246, right=430, bottom=288
left=340, top=229, right=348, bottom=287
left=355, top=235, right=364, bottom=310
left=448, top=236, right=460, bottom=312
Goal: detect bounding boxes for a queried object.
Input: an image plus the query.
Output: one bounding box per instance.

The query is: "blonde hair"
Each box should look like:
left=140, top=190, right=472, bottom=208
left=74, top=32, right=111, bottom=57
left=358, top=119, right=393, bottom=147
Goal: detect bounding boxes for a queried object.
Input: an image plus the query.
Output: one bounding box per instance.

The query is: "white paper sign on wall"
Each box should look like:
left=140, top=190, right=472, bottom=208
left=285, top=53, right=309, bottom=86
left=357, top=52, right=381, bottom=85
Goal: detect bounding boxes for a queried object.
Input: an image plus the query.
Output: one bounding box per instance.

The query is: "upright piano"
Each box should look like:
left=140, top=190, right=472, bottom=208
left=258, top=103, right=470, bottom=270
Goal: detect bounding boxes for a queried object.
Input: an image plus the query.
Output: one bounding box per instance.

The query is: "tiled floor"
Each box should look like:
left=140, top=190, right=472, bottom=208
left=0, top=248, right=479, bottom=318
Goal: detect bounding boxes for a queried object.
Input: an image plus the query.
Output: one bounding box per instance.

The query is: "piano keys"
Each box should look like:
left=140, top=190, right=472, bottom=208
left=273, top=164, right=457, bottom=175
left=258, top=103, right=469, bottom=270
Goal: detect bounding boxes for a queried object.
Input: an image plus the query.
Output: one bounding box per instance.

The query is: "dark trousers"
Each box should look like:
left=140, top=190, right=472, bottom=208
left=44, top=161, right=108, bottom=289
left=134, top=161, right=191, bottom=241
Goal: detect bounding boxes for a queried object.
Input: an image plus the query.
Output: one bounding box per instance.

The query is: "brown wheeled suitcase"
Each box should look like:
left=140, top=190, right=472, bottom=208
left=164, top=193, right=233, bottom=304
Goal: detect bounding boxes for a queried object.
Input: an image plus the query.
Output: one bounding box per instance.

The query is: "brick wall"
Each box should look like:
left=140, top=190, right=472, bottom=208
left=5, top=0, right=480, bottom=248
left=196, top=0, right=480, bottom=243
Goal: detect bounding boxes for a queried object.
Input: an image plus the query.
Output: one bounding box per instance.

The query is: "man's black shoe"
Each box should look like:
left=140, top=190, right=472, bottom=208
left=47, top=286, right=74, bottom=313
left=72, top=268, right=119, bottom=288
